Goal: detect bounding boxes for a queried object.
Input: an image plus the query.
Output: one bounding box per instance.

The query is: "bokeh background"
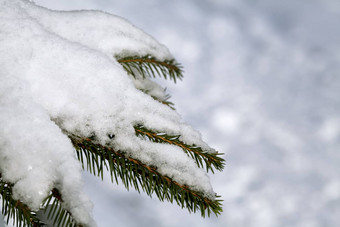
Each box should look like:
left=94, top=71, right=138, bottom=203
left=27, top=0, right=340, bottom=226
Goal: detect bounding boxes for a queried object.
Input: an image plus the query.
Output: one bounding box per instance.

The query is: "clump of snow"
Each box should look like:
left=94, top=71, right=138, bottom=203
left=0, top=77, right=94, bottom=225
left=22, top=0, right=173, bottom=61
left=0, top=0, right=216, bottom=225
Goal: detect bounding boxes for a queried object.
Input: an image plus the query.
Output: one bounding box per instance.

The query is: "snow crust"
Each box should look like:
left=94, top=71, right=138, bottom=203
left=0, top=0, right=216, bottom=225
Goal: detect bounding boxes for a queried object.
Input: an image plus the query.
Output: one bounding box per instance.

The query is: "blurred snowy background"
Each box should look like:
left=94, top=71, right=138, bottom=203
left=29, top=0, right=340, bottom=226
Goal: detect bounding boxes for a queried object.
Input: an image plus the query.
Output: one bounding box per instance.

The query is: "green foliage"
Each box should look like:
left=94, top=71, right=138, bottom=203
left=1, top=55, right=225, bottom=226
left=70, top=135, right=223, bottom=217
left=0, top=175, right=80, bottom=227
left=139, top=88, right=175, bottom=110
left=135, top=125, right=225, bottom=173
left=40, top=189, right=80, bottom=227
left=117, top=55, right=183, bottom=83
left=0, top=177, right=42, bottom=227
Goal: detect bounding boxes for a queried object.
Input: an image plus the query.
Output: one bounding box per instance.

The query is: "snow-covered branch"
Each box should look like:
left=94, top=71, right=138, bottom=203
left=0, top=0, right=224, bottom=226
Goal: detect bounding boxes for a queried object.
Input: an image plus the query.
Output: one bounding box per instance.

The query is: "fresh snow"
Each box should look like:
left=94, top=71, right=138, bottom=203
left=0, top=0, right=217, bottom=226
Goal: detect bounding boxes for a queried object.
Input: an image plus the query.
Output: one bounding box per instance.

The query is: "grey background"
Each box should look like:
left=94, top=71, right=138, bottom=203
left=5, top=0, right=340, bottom=226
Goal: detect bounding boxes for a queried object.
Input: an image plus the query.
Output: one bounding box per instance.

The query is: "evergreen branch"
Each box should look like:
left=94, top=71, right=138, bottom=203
left=41, top=189, right=81, bottom=227
left=138, top=89, right=175, bottom=110
left=117, top=55, right=183, bottom=83
left=160, top=93, right=175, bottom=110
left=0, top=174, right=81, bottom=227
left=70, top=135, right=223, bottom=217
left=160, top=100, right=175, bottom=110
left=0, top=176, right=44, bottom=227
left=134, top=125, right=225, bottom=173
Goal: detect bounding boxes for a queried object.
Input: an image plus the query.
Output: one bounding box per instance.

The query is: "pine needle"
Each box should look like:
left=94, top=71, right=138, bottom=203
left=117, top=55, right=183, bottom=83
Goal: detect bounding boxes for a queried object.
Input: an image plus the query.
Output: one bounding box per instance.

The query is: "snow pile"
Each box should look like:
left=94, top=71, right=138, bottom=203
left=0, top=0, right=216, bottom=225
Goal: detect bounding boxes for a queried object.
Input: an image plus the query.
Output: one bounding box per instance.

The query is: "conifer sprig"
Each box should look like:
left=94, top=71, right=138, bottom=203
left=159, top=92, right=175, bottom=110
left=117, top=55, right=183, bottom=83
left=70, top=135, right=223, bottom=217
left=40, top=189, right=81, bottom=227
left=137, top=88, right=175, bottom=110
left=0, top=176, right=43, bottom=227
left=134, top=125, right=225, bottom=172
left=0, top=174, right=81, bottom=227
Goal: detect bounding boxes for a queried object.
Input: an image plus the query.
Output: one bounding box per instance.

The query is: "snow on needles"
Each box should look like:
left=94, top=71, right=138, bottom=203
left=0, top=0, right=215, bottom=225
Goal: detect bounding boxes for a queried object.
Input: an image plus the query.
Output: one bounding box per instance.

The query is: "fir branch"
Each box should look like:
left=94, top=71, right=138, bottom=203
left=0, top=174, right=81, bottom=227
left=41, top=189, right=81, bottom=227
left=138, top=88, right=175, bottom=110
left=0, top=177, right=44, bottom=227
left=117, top=55, right=183, bottom=83
left=160, top=93, right=175, bottom=110
left=160, top=100, right=175, bottom=110
left=134, top=125, right=225, bottom=173
left=70, top=135, right=223, bottom=217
